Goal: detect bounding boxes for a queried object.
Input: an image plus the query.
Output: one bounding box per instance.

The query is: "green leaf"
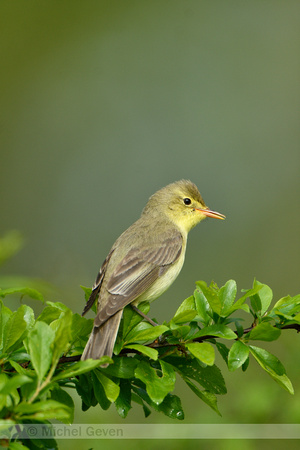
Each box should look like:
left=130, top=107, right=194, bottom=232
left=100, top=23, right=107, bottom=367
left=125, top=324, right=168, bottom=344
left=0, top=373, right=32, bottom=395
left=52, top=358, right=111, bottom=381
left=215, top=342, right=229, bottom=365
left=90, top=371, right=111, bottom=410
left=253, top=280, right=273, bottom=315
left=131, top=391, right=151, bottom=417
left=184, top=378, right=221, bottom=415
left=173, top=295, right=196, bottom=317
left=196, top=281, right=221, bottom=315
left=122, top=302, right=150, bottom=337
left=2, top=305, right=28, bottom=353
left=228, top=341, right=249, bottom=371
left=76, top=373, right=97, bottom=411
left=15, top=400, right=72, bottom=421
left=50, top=309, right=73, bottom=365
left=249, top=345, right=285, bottom=375
left=134, top=360, right=175, bottom=405
left=246, top=322, right=281, bottom=342
left=0, top=300, right=12, bottom=351
left=70, top=313, right=93, bottom=345
left=7, top=443, right=30, bottom=450
left=37, top=305, right=64, bottom=324
left=225, top=285, right=263, bottom=316
left=219, top=280, right=237, bottom=316
left=171, top=309, right=197, bottom=325
left=166, top=356, right=227, bottom=395
left=27, top=321, right=55, bottom=381
left=154, top=393, right=184, bottom=420
left=93, top=370, right=120, bottom=402
left=249, top=345, right=294, bottom=394
left=186, top=342, right=215, bottom=366
left=272, top=294, right=300, bottom=316
left=250, top=294, right=262, bottom=314
left=115, top=379, right=132, bottom=418
left=0, top=287, right=44, bottom=302
left=193, top=324, right=236, bottom=340
left=132, top=386, right=184, bottom=420
left=102, top=356, right=138, bottom=379
left=169, top=324, right=191, bottom=339
left=50, top=386, right=74, bottom=424
left=194, top=288, right=212, bottom=324
left=124, top=344, right=158, bottom=360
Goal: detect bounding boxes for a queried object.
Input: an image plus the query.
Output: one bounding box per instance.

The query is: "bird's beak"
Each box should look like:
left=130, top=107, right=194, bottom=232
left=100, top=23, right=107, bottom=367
left=196, top=208, right=226, bottom=220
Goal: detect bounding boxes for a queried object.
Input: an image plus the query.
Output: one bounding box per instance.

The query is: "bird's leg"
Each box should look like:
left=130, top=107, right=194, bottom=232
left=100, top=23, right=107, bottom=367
left=131, top=305, right=158, bottom=327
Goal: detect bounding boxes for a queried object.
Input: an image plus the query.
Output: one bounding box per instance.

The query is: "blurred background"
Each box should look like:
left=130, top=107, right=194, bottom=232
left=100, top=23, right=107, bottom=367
left=1, top=1, right=299, bottom=448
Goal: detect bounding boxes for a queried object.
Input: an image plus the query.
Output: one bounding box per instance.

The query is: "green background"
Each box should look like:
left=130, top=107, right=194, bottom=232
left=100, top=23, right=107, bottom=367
left=1, top=1, right=299, bottom=448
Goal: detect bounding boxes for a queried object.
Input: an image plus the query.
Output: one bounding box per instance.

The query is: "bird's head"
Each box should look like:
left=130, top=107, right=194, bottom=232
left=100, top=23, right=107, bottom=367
left=142, top=179, right=225, bottom=234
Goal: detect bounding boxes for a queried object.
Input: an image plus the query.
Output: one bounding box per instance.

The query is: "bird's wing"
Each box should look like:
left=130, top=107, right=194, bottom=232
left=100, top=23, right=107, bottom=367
left=81, top=249, right=115, bottom=316
left=94, top=230, right=183, bottom=326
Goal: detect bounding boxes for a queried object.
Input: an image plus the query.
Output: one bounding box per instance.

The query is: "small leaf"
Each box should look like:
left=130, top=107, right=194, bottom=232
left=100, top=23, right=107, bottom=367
left=193, top=324, right=236, bottom=340
left=169, top=324, right=191, bottom=339
left=124, top=344, right=158, bottom=360
left=0, top=287, right=44, bottom=302
left=194, top=288, right=212, bottom=324
left=219, top=280, right=237, bottom=316
left=50, top=309, right=73, bottom=365
left=246, top=322, right=281, bottom=342
left=171, top=309, right=197, bottom=325
left=196, top=281, right=221, bottom=315
left=134, top=360, right=175, bottom=405
left=15, top=400, right=72, bottom=421
left=225, top=285, right=263, bottom=316
left=249, top=345, right=294, bottom=394
left=0, top=373, right=32, bottom=395
left=37, top=305, right=63, bottom=324
left=250, top=294, right=262, bottom=314
left=249, top=345, right=285, bottom=376
left=70, top=313, right=93, bottom=345
left=27, top=321, right=55, bottom=381
left=173, top=296, right=196, bottom=317
left=273, top=294, right=300, bottom=316
left=166, top=356, right=227, bottom=395
left=0, top=300, right=12, bottom=351
left=51, top=386, right=74, bottom=424
left=132, top=385, right=184, bottom=420
left=215, top=342, right=229, bottom=365
left=126, top=325, right=168, bottom=344
left=115, top=379, right=132, bottom=418
left=228, top=341, right=249, bottom=371
left=184, top=378, right=221, bottom=415
left=186, top=342, right=215, bottom=366
left=2, top=305, right=28, bottom=353
left=122, top=302, right=150, bottom=337
left=102, top=356, right=138, bottom=379
left=93, top=369, right=120, bottom=402
left=253, top=280, right=273, bottom=315
left=52, top=358, right=111, bottom=382
left=155, top=393, right=184, bottom=420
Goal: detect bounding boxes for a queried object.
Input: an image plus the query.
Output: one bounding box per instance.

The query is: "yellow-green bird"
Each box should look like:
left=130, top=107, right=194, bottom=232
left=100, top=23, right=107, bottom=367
left=81, top=180, right=225, bottom=361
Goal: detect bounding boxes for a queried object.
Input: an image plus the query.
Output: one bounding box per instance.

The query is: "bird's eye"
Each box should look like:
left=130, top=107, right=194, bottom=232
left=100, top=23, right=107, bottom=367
left=183, top=198, right=191, bottom=205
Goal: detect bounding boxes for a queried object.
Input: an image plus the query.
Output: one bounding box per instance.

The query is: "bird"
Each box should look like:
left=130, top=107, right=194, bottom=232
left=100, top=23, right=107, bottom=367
left=81, top=180, right=225, bottom=362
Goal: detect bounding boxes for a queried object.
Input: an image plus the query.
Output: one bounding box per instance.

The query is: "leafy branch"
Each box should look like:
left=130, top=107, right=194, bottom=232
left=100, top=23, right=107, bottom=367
left=0, top=231, right=300, bottom=449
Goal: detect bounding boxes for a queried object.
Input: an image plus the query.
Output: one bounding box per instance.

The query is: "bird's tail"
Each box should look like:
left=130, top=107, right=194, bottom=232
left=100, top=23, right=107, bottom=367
left=81, top=310, right=123, bottom=366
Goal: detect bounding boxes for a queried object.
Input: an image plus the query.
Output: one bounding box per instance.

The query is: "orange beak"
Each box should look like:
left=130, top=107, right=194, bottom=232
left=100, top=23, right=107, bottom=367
left=196, top=208, right=226, bottom=220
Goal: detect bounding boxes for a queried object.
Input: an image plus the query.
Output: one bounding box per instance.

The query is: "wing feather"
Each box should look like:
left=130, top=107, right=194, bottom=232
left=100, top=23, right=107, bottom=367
left=94, top=231, right=183, bottom=326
